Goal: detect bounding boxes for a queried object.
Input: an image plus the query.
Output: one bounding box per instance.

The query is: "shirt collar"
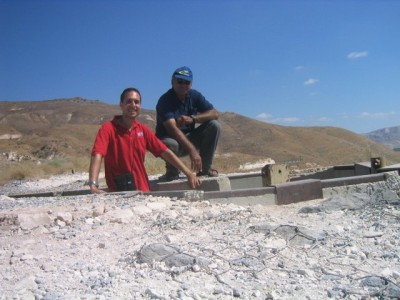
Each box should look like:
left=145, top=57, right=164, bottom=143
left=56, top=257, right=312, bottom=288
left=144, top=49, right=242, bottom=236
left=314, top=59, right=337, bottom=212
left=112, top=116, right=138, bottom=131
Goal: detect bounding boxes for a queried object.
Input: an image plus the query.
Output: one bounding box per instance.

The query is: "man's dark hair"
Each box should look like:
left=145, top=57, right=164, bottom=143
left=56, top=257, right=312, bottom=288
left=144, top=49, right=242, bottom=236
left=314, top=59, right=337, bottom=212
left=120, top=87, right=142, bottom=104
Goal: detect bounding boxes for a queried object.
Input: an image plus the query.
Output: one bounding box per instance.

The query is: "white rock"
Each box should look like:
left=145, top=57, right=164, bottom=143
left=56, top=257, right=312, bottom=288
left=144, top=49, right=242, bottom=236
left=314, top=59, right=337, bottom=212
left=192, top=264, right=201, bottom=272
left=146, top=201, right=168, bottom=211
left=18, top=213, right=52, bottom=230
left=132, top=205, right=152, bottom=216
left=104, top=208, right=134, bottom=224
left=92, top=203, right=105, bottom=217
left=14, top=275, right=37, bottom=290
left=380, top=268, right=393, bottom=277
left=56, top=212, right=73, bottom=225
left=56, top=219, right=66, bottom=227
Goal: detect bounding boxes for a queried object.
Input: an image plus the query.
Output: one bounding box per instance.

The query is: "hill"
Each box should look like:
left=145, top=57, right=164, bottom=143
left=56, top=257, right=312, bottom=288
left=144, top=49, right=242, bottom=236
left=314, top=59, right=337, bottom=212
left=1, top=98, right=400, bottom=183
left=365, top=126, right=400, bottom=150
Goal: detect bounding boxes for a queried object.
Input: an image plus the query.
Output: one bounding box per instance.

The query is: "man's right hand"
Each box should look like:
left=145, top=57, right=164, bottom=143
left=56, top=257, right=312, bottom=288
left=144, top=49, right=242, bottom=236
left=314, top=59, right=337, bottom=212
left=176, top=115, right=191, bottom=127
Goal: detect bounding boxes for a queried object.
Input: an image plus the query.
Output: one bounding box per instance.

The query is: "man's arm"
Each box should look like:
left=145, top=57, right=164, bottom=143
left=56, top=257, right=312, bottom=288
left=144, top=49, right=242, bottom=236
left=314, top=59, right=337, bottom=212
left=88, top=153, right=105, bottom=193
left=164, top=108, right=219, bottom=172
left=176, top=108, right=219, bottom=127
left=160, top=148, right=201, bottom=189
left=192, top=108, right=219, bottom=123
left=163, top=118, right=202, bottom=172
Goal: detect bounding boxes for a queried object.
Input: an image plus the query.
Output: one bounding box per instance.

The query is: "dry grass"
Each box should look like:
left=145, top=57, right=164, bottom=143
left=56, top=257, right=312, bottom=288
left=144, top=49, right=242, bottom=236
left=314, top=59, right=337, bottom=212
left=144, top=152, right=264, bottom=176
left=0, top=152, right=255, bottom=186
left=1, top=98, right=400, bottom=186
left=0, top=156, right=90, bottom=186
left=144, top=154, right=167, bottom=175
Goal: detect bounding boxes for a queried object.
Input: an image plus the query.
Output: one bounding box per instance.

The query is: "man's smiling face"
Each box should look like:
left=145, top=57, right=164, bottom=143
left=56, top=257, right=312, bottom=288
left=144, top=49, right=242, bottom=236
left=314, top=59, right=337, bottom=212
left=120, top=90, right=141, bottom=120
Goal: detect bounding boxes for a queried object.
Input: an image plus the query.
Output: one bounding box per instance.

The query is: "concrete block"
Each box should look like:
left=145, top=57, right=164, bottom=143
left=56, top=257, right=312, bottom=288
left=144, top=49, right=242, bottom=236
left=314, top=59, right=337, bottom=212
left=275, top=179, right=322, bottom=205
left=291, top=167, right=335, bottom=181
left=321, top=173, right=386, bottom=189
left=262, top=164, right=289, bottom=186
left=204, top=186, right=275, bottom=200
left=378, top=164, right=400, bottom=174
left=208, top=195, right=276, bottom=206
left=228, top=173, right=263, bottom=189
left=154, top=176, right=231, bottom=192
left=332, top=165, right=355, bottom=178
left=355, top=163, right=371, bottom=176
left=146, top=190, right=204, bottom=201
left=371, top=157, right=386, bottom=173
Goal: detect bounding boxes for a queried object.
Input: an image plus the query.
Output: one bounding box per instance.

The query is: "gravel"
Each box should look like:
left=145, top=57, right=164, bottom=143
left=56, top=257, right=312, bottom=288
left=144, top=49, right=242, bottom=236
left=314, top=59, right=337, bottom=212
left=0, top=172, right=400, bottom=299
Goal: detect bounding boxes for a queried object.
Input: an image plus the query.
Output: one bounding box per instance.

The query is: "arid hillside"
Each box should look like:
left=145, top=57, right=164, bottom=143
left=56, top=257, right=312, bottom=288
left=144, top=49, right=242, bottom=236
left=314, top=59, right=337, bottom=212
left=365, top=125, right=400, bottom=149
left=1, top=98, right=400, bottom=183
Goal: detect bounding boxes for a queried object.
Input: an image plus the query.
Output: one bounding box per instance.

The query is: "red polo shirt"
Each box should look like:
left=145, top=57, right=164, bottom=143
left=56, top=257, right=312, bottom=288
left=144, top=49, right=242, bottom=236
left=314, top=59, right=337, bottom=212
left=91, top=116, right=167, bottom=192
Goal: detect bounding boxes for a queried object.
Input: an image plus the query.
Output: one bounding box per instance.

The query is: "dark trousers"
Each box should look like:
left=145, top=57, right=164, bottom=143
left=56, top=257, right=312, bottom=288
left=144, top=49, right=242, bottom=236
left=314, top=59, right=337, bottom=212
left=160, top=120, right=221, bottom=175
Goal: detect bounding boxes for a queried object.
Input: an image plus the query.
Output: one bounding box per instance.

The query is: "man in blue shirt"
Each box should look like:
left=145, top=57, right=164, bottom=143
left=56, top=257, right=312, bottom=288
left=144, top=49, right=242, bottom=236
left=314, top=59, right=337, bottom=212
left=156, top=66, right=221, bottom=181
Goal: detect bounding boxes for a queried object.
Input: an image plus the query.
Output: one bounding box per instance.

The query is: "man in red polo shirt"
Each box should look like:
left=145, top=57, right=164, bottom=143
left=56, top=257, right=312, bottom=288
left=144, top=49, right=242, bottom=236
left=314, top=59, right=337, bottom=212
left=88, top=87, right=200, bottom=193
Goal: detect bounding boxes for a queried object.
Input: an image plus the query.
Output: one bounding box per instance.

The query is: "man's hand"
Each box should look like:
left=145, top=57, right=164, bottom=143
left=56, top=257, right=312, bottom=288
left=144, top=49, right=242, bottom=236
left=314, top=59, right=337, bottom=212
left=189, top=150, right=202, bottom=173
left=160, top=149, right=202, bottom=187
left=90, top=185, right=105, bottom=194
left=163, top=118, right=201, bottom=171
left=187, top=173, right=201, bottom=189
left=176, top=115, right=193, bottom=127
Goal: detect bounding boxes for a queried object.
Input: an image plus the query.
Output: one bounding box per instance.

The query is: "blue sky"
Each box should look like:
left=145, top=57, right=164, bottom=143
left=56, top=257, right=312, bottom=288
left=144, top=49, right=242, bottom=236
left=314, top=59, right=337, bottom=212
left=1, top=0, right=399, bottom=134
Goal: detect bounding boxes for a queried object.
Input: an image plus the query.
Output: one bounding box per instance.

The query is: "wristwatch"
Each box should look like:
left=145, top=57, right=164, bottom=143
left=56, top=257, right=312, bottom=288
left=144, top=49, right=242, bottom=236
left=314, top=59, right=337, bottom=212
left=87, top=180, right=99, bottom=188
left=190, top=115, right=196, bottom=123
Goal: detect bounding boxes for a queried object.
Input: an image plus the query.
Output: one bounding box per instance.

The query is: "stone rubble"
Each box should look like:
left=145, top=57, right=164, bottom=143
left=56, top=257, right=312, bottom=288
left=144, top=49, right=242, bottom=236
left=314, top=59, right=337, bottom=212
left=0, top=172, right=399, bottom=299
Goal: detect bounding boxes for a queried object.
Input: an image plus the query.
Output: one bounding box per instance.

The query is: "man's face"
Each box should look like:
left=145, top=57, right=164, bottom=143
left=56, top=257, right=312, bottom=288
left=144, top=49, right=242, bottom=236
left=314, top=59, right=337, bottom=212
left=120, top=90, right=141, bottom=120
left=172, top=77, right=192, bottom=98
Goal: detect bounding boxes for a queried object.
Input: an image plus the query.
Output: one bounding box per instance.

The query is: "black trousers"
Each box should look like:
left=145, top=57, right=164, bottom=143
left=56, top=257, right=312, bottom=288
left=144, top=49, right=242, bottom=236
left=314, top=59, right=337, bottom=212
left=160, top=120, right=221, bottom=175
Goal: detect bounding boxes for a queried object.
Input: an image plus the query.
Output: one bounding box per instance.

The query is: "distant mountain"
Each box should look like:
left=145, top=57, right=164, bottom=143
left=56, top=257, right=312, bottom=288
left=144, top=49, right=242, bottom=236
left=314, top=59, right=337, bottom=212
left=365, top=126, right=400, bottom=150
left=1, top=98, right=400, bottom=173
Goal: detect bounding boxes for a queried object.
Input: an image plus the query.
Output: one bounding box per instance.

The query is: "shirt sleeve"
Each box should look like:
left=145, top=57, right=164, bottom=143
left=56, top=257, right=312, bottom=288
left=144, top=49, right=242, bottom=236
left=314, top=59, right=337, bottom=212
left=91, top=122, right=112, bottom=156
left=192, top=90, right=214, bottom=113
left=156, top=95, right=176, bottom=123
left=143, top=125, right=167, bottom=157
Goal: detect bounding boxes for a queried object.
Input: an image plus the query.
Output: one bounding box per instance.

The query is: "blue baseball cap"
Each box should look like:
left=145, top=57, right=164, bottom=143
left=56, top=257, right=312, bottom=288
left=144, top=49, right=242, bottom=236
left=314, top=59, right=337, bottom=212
left=173, top=66, right=193, bottom=81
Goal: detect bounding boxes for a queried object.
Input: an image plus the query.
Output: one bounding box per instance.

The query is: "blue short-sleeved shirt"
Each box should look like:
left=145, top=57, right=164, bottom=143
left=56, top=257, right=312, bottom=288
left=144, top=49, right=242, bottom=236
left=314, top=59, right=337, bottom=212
left=156, top=88, right=214, bottom=138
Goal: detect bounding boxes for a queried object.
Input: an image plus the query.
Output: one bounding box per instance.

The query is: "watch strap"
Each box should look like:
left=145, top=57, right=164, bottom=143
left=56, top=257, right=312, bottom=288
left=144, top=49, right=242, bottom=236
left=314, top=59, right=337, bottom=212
left=88, top=180, right=99, bottom=188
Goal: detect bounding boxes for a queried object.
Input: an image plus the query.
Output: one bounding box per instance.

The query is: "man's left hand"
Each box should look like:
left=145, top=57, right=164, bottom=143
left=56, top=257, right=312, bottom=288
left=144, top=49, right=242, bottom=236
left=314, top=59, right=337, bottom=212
left=187, top=173, right=201, bottom=189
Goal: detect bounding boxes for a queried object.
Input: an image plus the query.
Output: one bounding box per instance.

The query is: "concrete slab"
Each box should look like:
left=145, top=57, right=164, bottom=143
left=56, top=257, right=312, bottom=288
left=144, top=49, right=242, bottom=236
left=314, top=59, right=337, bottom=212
left=275, top=179, right=322, bottom=205
left=8, top=191, right=59, bottom=198
left=208, top=195, right=276, bottom=206
left=354, top=163, right=371, bottom=176
left=8, top=190, right=92, bottom=198
left=291, top=165, right=354, bottom=181
left=378, top=163, right=400, bottom=174
left=7, top=170, right=397, bottom=207
left=228, top=173, right=263, bottom=189
left=204, top=187, right=275, bottom=200
left=151, top=175, right=231, bottom=192
left=320, top=173, right=386, bottom=188
left=146, top=190, right=205, bottom=201
left=333, top=164, right=356, bottom=178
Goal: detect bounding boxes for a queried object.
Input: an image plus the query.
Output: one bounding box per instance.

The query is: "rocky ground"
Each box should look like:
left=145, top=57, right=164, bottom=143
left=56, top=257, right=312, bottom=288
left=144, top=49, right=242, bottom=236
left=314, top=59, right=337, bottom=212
left=1, top=172, right=400, bottom=299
